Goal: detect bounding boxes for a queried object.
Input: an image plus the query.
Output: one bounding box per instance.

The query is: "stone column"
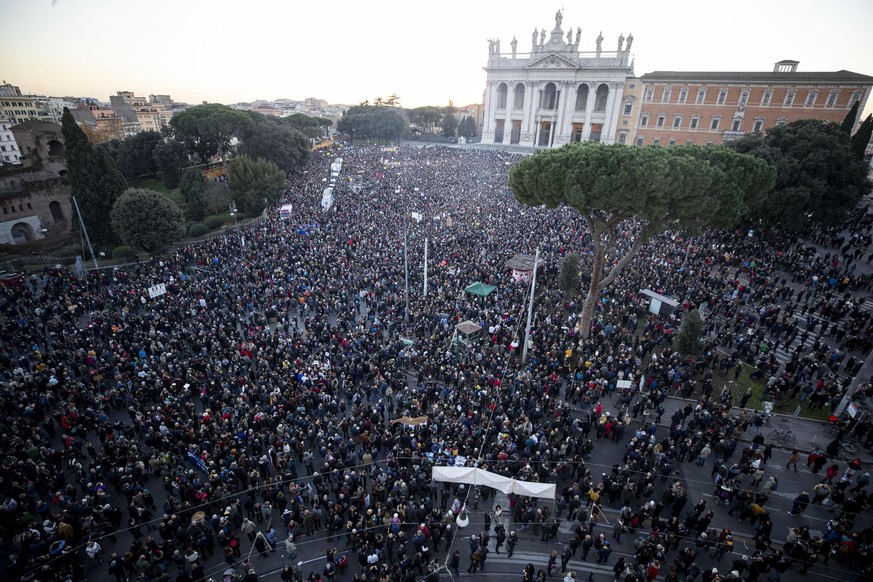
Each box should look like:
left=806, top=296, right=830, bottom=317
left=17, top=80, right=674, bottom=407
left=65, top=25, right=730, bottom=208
left=521, top=83, right=535, bottom=144
left=600, top=82, right=621, bottom=144
left=553, top=81, right=575, bottom=145
left=482, top=82, right=497, bottom=143
left=581, top=84, right=597, bottom=141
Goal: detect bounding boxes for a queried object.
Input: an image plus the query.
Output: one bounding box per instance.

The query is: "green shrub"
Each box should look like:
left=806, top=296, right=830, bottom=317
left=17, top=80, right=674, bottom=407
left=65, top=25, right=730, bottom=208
left=112, top=245, right=137, bottom=259
left=188, top=222, right=209, bottom=237
left=204, top=215, right=223, bottom=230
left=55, top=244, right=82, bottom=257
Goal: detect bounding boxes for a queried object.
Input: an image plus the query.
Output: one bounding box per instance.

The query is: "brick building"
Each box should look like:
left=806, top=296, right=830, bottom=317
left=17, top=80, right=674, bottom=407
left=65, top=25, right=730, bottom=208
left=634, top=60, right=873, bottom=146
left=0, top=121, right=73, bottom=245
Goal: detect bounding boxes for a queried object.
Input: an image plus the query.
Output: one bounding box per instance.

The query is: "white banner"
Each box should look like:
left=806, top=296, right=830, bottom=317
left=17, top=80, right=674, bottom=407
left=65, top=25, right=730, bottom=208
left=147, top=283, right=167, bottom=299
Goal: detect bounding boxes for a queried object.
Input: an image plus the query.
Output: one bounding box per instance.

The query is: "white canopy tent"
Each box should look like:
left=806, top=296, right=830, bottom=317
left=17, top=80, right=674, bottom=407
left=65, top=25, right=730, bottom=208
left=432, top=466, right=556, bottom=500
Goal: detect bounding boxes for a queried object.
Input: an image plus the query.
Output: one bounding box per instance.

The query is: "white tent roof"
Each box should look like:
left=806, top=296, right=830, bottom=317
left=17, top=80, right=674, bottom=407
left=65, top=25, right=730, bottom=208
left=432, top=466, right=555, bottom=499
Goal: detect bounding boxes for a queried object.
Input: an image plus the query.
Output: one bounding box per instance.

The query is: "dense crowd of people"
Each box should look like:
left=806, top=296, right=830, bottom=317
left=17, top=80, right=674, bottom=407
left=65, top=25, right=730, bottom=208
left=1, top=143, right=871, bottom=582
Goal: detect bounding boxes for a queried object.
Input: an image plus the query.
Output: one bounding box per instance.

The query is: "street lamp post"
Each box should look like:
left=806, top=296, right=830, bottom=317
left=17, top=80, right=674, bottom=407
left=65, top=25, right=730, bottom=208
left=229, top=201, right=241, bottom=245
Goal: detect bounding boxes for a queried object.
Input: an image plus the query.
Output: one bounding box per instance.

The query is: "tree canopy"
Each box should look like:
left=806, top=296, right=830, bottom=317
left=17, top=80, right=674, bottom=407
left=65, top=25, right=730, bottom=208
left=62, top=107, right=129, bottom=246
left=440, top=101, right=458, bottom=137
left=178, top=169, right=208, bottom=221
left=674, top=309, right=705, bottom=357
left=101, top=130, right=163, bottom=179
left=110, top=187, right=184, bottom=252
left=152, top=138, right=190, bottom=189
left=851, top=114, right=873, bottom=161
left=726, top=119, right=872, bottom=232
left=337, top=105, right=407, bottom=143
left=228, top=156, right=286, bottom=213
left=169, top=104, right=253, bottom=165
left=406, top=106, right=442, bottom=133
left=509, top=142, right=775, bottom=338
left=239, top=116, right=311, bottom=174
left=558, top=253, right=581, bottom=296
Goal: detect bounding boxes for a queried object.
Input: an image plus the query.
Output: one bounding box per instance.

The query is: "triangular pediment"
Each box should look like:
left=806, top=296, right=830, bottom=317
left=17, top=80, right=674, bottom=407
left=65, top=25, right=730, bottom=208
left=526, top=53, right=579, bottom=70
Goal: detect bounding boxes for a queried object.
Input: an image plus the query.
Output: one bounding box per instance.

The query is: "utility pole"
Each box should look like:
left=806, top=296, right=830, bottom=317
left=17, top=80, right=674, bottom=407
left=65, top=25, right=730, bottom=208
left=834, top=350, right=873, bottom=416
left=72, top=196, right=99, bottom=270
left=423, top=238, right=428, bottom=297
left=404, top=209, right=409, bottom=325
left=521, top=247, right=539, bottom=365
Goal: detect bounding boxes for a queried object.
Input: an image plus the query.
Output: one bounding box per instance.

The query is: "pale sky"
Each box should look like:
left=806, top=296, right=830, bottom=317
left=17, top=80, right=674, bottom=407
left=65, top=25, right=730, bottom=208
left=1, top=0, right=872, bottom=117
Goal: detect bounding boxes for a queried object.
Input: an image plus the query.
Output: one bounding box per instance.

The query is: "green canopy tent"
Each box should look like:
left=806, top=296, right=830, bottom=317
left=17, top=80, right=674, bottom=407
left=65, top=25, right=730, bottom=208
left=464, top=282, right=496, bottom=297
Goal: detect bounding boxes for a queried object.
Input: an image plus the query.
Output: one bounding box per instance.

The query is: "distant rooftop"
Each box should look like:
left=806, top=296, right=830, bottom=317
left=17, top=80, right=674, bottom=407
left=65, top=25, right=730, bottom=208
left=642, top=69, right=873, bottom=84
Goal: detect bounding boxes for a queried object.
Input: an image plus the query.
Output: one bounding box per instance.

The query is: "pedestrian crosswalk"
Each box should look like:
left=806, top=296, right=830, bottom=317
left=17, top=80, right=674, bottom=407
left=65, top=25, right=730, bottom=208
left=764, top=295, right=873, bottom=367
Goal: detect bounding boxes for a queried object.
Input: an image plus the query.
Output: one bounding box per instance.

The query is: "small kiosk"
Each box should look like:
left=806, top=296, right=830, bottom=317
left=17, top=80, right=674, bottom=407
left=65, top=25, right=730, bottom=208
left=640, top=289, right=679, bottom=316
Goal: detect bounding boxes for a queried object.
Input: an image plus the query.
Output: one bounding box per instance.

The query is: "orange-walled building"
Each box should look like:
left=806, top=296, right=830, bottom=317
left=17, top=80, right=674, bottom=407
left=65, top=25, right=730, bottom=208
left=634, top=60, right=873, bottom=146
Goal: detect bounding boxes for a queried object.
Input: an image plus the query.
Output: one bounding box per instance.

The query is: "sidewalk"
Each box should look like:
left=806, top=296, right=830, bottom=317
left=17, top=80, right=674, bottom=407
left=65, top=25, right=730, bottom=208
left=651, top=394, right=873, bottom=465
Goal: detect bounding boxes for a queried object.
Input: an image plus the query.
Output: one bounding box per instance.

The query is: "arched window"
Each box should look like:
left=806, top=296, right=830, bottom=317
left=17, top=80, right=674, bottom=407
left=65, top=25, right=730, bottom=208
left=575, top=84, right=589, bottom=111
left=640, top=113, right=650, bottom=128
left=739, top=89, right=750, bottom=106
left=804, top=91, right=818, bottom=107
left=672, top=114, right=683, bottom=129
left=850, top=91, right=863, bottom=106
left=689, top=115, right=701, bottom=130
left=47, top=140, right=65, bottom=157
left=656, top=113, right=666, bottom=128
left=513, top=83, right=525, bottom=110
left=645, top=87, right=654, bottom=102
left=717, top=89, right=728, bottom=105
left=50, top=200, right=64, bottom=222
left=661, top=87, right=672, bottom=103
left=496, top=83, right=508, bottom=109
left=541, top=83, right=557, bottom=110
left=775, top=117, right=788, bottom=126
left=594, top=84, right=609, bottom=112
left=825, top=91, right=839, bottom=108
left=761, top=90, right=772, bottom=106
left=678, top=87, right=688, bottom=104
left=783, top=90, right=796, bottom=106
left=11, top=222, right=34, bottom=244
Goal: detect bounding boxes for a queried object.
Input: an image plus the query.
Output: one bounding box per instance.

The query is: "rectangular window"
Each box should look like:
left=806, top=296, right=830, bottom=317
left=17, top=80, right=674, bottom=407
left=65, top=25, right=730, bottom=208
left=656, top=116, right=665, bottom=128
left=668, top=138, right=676, bottom=145
left=826, top=92, right=838, bottom=107
left=753, top=120, right=763, bottom=132
left=739, top=91, right=749, bottom=106
left=717, top=90, right=727, bottom=105
left=672, top=117, right=681, bottom=129
left=784, top=92, right=795, bottom=106
left=690, top=117, right=699, bottom=130
left=623, top=102, right=633, bottom=115
left=640, top=116, right=648, bottom=128
left=696, top=89, right=707, bottom=104
left=636, top=137, right=644, bottom=146
left=653, top=138, right=661, bottom=145
left=629, top=84, right=636, bottom=89
left=618, top=133, right=627, bottom=144
left=645, top=88, right=654, bottom=102
left=622, top=120, right=628, bottom=126
left=805, top=92, right=817, bottom=107
left=710, top=118, right=720, bottom=131
left=731, top=119, right=741, bottom=131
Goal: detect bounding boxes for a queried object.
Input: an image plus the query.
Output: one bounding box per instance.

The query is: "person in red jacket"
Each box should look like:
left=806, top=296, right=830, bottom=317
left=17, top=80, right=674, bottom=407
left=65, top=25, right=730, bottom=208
left=647, top=559, right=660, bottom=581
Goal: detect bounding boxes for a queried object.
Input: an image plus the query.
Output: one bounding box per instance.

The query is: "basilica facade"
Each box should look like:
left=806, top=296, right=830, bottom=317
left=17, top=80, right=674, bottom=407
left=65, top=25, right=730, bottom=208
left=481, top=12, right=634, bottom=147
